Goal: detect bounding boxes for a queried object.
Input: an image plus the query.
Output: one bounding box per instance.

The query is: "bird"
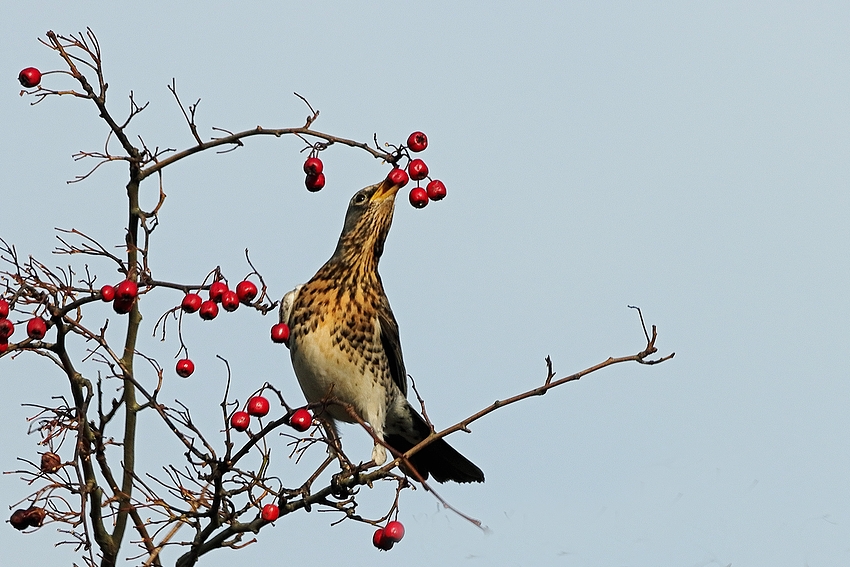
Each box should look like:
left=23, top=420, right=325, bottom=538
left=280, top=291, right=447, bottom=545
left=281, top=176, right=484, bottom=484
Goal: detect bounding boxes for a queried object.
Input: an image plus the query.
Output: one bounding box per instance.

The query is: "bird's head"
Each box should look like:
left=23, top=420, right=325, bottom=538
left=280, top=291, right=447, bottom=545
left=332, top=176, right=405, bottom=267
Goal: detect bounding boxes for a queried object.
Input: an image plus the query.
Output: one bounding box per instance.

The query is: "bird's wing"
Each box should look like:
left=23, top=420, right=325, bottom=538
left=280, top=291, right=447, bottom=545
left=378, top=303, right=407, bottom=397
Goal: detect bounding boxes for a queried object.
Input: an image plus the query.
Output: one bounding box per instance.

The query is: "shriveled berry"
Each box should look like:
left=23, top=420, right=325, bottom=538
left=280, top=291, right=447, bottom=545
left=23, top=507, right=46, bottom=527
left=261, top=503, right=280, bottom=522
left=18, top=67, right=42, bottom=88
left=247, top=396, right=270, bottom=417
left=176, top=359, right=195, bottom=378
left=26, top=317, right=47, bottom=340
left=372, top=527, right=394, bottom=551
left=407, top=159, right=429, bottom=181
left=0, top=319, right=15, bottom=339
left=100, top=285, right=115, bottom=302
left=221, top=290, right=240, bottom=312
left=10, top=509, right=29, bottom=531
left=303, top=157, right=324, bottom=175
left=181, top=293, right=202, bottom=313
left=40, top=452, right=62, bottom=473
left=113, top=297, right=135, bottom=314
left=426, top=179, right=447, bottom=201
left=408, top=187, right=429, bottom=209
left=209, top=281, right=228, bottom=303
left=305, top=172, right=326, bottom=192
left=289, top=408, right=312, bottom=432
left=199, top=300, right=219, bottom=320
left=384, top=520, right=405, bottom=542
left=0, top=298, right=8, bottom=319
left=230, top=411, right=251, bottom=432
left=386, top=168, right=409, bottom=188
left=407, top=131, right=428, bottom=152
left=270, top=322, right=290, bottom=344
left=115, top=280, right=138, bottom=301
left=235, top=280, right=258, bottom=304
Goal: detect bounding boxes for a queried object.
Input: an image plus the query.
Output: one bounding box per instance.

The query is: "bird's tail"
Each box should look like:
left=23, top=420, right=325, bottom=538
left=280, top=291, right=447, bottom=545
left=385, top=406, right=485, bottom=484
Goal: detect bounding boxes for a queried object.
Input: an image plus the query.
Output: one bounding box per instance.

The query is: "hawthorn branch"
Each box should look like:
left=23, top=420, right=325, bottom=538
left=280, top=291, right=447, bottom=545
left=45, top=30, right=141, bottom=162
left=391, top=316, right=675, bottom=467
left=138, top=125, right=397, bottom=180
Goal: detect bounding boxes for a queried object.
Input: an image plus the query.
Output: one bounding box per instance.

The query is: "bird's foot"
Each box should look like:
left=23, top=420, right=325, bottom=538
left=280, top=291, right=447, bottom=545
left=371, top=443, right=387, bottom=466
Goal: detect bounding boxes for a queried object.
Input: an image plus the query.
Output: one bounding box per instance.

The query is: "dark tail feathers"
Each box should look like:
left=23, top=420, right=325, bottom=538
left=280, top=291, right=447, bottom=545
left=386, top=409, right=485, bottom=484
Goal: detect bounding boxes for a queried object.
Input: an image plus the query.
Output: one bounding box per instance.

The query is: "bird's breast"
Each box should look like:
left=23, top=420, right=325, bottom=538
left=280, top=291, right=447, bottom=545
left=288, top=284, right=392, bottom=425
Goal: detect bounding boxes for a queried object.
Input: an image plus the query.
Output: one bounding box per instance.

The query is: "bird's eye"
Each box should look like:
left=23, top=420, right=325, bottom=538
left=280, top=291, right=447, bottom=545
left=353, top=193, right=367, bottom=205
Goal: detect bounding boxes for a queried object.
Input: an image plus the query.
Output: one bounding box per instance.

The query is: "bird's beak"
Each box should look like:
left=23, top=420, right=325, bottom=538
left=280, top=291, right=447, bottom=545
left=371, top=177, right=403, bottom=202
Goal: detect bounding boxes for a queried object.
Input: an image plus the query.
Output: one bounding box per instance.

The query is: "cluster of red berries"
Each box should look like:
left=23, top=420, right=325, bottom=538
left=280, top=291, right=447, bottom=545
left=99, top=279, right=140, bottom=314
left=372, top=520, right=405, bottom=551
left=303, top=156, right=325, bottom=192
left=297, top=131, right=446, bottom=210
left=175, top=280, right=258, bottom=377
left=18, top=67, right=41, bottom=88
left=229, top=395, right=270, bottom=431
left=0, top=299, right=12, bottom=353
left=228, top=395, right=313, bottom=434
left=0, top=298, right=50, bottom=354
left=390, top=131, right=447, bottom=209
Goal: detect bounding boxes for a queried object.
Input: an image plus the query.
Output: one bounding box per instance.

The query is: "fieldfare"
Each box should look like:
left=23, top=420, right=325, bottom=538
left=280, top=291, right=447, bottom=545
left=281, top=177, right=484, bottom=483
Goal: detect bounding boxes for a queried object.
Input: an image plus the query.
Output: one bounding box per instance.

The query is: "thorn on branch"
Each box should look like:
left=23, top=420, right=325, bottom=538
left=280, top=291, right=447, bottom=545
left=293, top=92, right=319, bottom=128
left=544, top=356, right=555, bottom=387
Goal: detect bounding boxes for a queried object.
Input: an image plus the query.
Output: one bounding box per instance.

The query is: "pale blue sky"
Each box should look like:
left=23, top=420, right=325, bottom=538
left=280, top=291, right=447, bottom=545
left=1, top=3, right=849, bottom=566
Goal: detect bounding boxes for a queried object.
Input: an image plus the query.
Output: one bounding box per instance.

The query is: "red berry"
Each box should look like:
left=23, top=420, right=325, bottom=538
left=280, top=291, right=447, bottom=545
left=426, top=179, right=447, bottom=201
left=303, top=157, right=324, bottom=175
left=261, top=503, right=280, bottom=522
left=221, top=290, right=240, bottom=312
left=18, top=67, right=41, bottom=88
left=181, top=293, right=202, bottom=313
left=408, top=187, right=429, bottom=209
left=235, top=280, right=258, bottom=304
left=386, top=167, right=409, bottom=188
left=372, top=527, right=394, bottom=551
left=247, top=396, right=270, bottom=417
left=407, top=131, right=428, bottom=152
left=0, top=319, right=13, bottom=339
left=176, top=358, right=195, bottom=378
left=115, top=280, right=138, bottom=301
left=289, top=408, right=312, bottom=432
left=209, top=281, right=228, bottom=303
left=384, top=521, right=405, bottom=542
left=26, top=317, right=47, bottom=340
left=305, top=172, right=326, bottom=192
left=113, top=298, right=134, bottom=314
left=0, top=341, right=8, bottom=354
left=0, top=298, right=8, bottom=319
left=270, top=322, right=290, bottom=344
left=407, top=159, right=429, bottom=181
left=100, top=285, right=115, bottom=302
left=199, top=300, right=219, bottom=320
left=230, top=411, right=251, bottom=432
